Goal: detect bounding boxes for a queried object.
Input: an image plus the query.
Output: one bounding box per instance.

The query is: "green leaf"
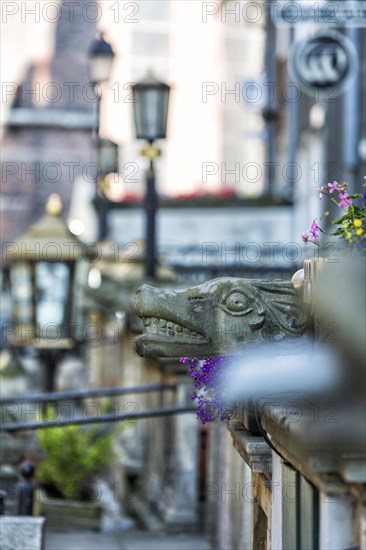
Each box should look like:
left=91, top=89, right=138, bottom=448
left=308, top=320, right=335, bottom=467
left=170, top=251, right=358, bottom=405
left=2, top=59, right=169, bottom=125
left=332, top=215, right=348, bottom=225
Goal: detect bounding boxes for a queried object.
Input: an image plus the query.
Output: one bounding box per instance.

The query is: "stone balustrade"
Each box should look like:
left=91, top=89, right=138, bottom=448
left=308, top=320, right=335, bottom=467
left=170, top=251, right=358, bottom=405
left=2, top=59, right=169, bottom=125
left=133, top=257, right=366, bottom=549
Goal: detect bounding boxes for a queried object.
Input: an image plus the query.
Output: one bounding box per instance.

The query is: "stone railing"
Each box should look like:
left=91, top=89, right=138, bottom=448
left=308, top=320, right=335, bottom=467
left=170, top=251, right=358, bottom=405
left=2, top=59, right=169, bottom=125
left=133, top=257, right=366, bottom=550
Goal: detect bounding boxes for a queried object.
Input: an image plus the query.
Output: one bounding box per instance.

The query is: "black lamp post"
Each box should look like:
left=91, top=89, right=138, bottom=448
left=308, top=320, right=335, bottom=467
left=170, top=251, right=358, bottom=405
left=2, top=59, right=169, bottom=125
left=132, top=73, right=170, bottom=279
left=5, top=195, right=84, bottom=391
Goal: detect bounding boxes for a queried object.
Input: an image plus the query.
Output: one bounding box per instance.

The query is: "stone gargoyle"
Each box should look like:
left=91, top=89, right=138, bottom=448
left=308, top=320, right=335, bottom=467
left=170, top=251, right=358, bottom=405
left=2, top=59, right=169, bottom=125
left=133, top=276, right=309, bottom=358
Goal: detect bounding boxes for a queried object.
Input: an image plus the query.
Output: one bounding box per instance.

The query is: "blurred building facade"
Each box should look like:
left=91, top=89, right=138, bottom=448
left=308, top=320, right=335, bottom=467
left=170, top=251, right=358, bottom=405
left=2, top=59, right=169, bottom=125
left=1, top=0, right=98, bottom=245
left=2, top=1, right=365, bottom=250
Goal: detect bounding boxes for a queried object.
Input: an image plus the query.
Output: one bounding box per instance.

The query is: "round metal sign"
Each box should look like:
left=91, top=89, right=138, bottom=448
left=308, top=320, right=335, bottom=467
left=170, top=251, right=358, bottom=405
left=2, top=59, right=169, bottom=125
left=289, top=30, right=358, bottom=97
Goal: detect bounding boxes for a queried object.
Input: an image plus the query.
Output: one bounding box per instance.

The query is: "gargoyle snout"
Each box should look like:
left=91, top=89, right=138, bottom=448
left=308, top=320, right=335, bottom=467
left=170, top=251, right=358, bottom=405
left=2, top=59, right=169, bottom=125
left=133, top=284, right=156, bottom=317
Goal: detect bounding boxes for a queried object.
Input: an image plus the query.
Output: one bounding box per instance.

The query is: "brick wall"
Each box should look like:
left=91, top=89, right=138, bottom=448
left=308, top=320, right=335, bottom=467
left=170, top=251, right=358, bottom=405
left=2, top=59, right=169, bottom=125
left=1, top=0, right=98, bottom=249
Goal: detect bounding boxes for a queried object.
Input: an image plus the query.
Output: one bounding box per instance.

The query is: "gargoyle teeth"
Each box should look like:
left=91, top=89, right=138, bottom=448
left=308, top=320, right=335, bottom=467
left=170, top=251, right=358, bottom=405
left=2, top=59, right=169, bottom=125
left=142, top=317, right=205, bottom=340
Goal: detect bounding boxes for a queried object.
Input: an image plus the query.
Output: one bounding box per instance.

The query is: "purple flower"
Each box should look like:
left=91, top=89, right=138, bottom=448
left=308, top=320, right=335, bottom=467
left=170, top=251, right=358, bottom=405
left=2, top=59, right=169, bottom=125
left=301, top=219, right=321, bottom=246
left=363, top=191, right=366, bottom=202
left=317, top=186, right=324, bottom=199
left=327, top=181, right=339, bottom=194
left=181, top=356, right=235, bottom=424
left=310, top=219, right=320, bottom=240
left=338, top=192, right=352, bottom=209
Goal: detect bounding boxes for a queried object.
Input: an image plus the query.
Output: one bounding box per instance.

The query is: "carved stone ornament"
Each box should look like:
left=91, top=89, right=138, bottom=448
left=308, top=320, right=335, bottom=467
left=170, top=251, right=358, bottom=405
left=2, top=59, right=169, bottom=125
left=133, top=277, right=309, bottom=358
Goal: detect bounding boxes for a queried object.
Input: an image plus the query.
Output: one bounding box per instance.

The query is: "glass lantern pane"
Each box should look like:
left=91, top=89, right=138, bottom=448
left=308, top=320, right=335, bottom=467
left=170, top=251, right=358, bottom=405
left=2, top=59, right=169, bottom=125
left=89, top=55, right=114, bottom=84
left=134, top=86, right=169, bottom=141
left=99, top=140, right=118, bottom=176
left=35, top=262, right=70, bottom=329
left=10, top=263, right=33, bottom=323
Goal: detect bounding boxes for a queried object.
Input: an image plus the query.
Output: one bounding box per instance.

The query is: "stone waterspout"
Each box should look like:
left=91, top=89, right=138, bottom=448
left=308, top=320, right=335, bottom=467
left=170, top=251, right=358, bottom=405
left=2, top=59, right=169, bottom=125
left=133, top=274, right=309, bottom=358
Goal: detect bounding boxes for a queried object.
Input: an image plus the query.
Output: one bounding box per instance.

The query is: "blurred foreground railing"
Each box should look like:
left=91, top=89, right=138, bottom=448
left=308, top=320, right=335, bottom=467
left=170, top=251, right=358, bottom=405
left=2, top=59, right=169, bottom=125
left=0, top=406, right=196, bottom=432
left=0, top=383, right=175, bottom=405
left=0, top=383, right=196, bottom=432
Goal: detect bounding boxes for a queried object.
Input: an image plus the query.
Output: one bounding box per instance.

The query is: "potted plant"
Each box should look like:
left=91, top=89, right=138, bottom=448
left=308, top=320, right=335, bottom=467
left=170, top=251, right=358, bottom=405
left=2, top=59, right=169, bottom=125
left=301, top=178, right=366, bottom=250
left=35, top=406, right=118, bottom=531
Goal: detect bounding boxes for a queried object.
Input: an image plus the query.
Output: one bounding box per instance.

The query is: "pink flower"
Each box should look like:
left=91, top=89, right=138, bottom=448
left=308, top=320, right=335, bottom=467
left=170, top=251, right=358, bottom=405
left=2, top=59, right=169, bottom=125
left=327, top=181, right=339, bottom=194
left=310, top=219, right=320, bottom=240
left=338, top=192, right=352, bottom=209
left=301, top=219, right=321, bottom=246
left=317, top=186, right=324, bottom=199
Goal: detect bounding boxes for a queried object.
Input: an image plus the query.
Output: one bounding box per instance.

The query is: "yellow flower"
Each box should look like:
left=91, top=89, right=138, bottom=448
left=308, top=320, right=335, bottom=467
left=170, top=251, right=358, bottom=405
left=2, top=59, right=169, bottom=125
left=346, top=231, right=352, bottom=239
left=356, top=228, right=364, bottom=236
left=354, top=219, right=362, bottom=228
left=343, top=222, right=349, bottom=229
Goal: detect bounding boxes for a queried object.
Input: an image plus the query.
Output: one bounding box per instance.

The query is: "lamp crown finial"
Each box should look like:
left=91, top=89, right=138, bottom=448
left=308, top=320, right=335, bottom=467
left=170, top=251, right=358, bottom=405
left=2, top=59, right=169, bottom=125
left=46, top=194, right=63, bottom=216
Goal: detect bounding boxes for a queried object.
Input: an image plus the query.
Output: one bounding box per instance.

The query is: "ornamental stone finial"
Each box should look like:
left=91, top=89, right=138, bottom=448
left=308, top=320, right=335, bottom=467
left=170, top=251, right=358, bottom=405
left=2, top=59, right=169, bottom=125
left=45, top=194, right=63, bottom=216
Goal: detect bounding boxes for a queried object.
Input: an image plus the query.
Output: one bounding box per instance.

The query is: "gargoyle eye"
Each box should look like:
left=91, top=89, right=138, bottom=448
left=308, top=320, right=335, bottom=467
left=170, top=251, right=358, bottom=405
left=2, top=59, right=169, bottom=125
left=221, top=291, right=253, bottom=315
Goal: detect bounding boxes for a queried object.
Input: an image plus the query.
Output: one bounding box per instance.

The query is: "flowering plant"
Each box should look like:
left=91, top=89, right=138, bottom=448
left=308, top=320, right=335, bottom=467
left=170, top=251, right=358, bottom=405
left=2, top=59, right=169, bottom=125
left=301, top=179, right=366, bottom=250
left=180, top=356, right=235, bottom=424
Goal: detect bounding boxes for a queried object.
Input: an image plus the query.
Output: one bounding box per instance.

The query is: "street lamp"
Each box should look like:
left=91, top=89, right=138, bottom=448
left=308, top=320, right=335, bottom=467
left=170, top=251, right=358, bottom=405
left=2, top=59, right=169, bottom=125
left=5, top=194, right=85, bottom=390
left=97, top=138, right=119, bottom=178
left=87, top=33, right=115, bottom=240
left=87, top=33, right=115, bottom=135
left=132, top=73, right=171, bottom=279
left=87, top=33, right=115, bottom=87
left=96, top=138, right=119, bottom=239
left=132, top=74, right=170, bottom=143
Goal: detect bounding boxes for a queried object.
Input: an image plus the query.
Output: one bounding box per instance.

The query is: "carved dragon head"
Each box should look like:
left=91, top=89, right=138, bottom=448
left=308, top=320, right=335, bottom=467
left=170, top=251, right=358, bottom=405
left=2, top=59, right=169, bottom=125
left=133, top=277, right=309, bottom=358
